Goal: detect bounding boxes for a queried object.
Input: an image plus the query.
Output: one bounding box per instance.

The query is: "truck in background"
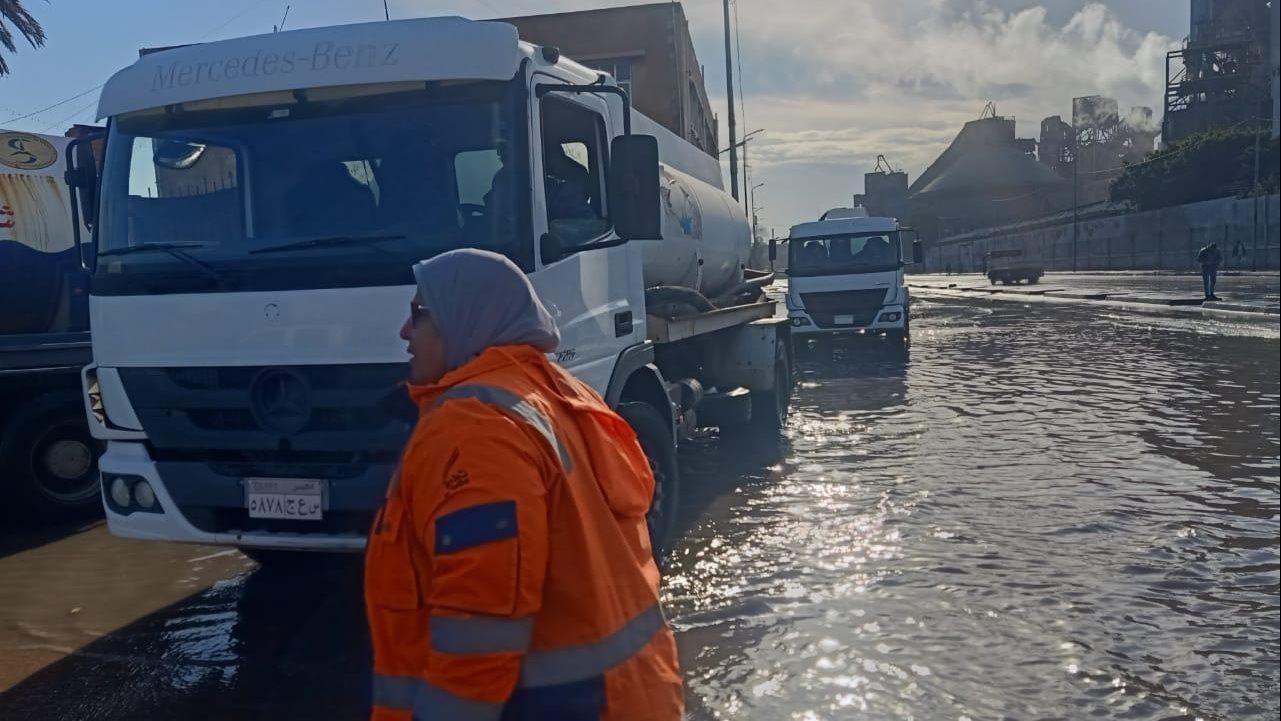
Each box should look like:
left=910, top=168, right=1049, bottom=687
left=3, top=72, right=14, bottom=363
left=1, top=129, right=101, bottom=520
left=985, top=248, right=1044, bottom=285
left=781, top=207, right=922, bottom=340
left=68, top=18, right=790, bottom=562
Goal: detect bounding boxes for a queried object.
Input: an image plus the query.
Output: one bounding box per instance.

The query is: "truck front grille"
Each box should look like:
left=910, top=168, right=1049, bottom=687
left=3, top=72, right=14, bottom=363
left=799, top=289, right=888, bottom=328
left=117, top=364, right=415, bottom=453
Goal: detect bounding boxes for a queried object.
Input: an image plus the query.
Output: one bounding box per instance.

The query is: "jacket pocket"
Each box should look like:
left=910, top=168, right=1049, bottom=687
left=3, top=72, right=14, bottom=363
left=366, top=498, right=422, bottom=611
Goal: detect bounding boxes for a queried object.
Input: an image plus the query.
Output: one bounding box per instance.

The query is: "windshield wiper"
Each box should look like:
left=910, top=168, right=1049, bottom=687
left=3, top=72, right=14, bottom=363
left=249, top=234, right=405, bottom=255
left=98, top=242, right=227, bottom=284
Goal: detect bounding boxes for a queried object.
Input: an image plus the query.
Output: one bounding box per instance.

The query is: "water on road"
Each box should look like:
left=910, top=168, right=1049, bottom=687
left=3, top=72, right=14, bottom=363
left=667, top=298, right=1279, bottom=720
left=1, top=297, right=1277, bottom=721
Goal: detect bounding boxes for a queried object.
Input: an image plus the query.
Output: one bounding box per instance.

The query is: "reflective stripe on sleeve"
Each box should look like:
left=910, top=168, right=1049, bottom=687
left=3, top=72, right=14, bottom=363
left=434, top=385, right=574, bottom=474
left=431, top=615, right=534, bottom=655
left=517, top=603, right=665, bottom=689
left=372, top=674, right=503, bottom=721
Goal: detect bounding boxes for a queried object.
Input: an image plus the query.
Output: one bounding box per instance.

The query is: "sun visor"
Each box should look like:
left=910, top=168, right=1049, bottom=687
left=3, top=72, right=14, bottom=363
left=97, top=18, right=522, bottom=119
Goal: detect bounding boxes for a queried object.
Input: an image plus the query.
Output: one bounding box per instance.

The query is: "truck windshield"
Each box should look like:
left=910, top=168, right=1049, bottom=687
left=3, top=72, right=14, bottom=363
left=789, top=231, right=902, bottom=277
left=95, top=79, right=529, bottom=294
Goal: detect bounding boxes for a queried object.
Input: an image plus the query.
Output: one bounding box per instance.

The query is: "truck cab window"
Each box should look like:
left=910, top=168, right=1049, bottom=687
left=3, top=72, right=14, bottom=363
left=539, top=98, right=607, bottom=246
left=96, top=80, right=532, bottom=293
left=123, top=137, right=244, bottom=249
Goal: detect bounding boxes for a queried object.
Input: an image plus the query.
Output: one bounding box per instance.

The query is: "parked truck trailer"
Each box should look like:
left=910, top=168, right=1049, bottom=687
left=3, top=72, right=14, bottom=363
left=1, top=129, right=100, bottom=519
left=68, top=18, right=791, bottom=560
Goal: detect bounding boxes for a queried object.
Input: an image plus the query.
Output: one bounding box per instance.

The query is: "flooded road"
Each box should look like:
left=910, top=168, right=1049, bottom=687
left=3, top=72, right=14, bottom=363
left=2, top=297, right=1278, bottom=720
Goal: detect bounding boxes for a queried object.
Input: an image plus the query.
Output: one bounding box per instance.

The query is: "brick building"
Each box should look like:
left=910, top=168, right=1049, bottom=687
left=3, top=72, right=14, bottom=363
left=501, top=2, right=719, bottom=156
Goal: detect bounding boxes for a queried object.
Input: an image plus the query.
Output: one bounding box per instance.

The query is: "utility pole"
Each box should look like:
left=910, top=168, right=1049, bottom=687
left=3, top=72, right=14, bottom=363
left=1252, top=113, right=1262, bottom=271
left=722, top=0, right=739, bottom=201
left=1072, top=142, right=1079, bottom=272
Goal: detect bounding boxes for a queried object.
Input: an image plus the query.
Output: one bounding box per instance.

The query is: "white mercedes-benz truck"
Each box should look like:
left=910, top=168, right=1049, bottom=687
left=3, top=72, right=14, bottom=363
left=67, top=18, right=790, bottom=562
left=782, top=207, right=922, bottom=340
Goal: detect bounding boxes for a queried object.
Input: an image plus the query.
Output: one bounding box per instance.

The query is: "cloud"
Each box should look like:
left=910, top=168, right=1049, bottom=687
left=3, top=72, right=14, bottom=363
left=405, top=0, right=1179, bottom=230
left=702, top=0, right=1180, bottom=229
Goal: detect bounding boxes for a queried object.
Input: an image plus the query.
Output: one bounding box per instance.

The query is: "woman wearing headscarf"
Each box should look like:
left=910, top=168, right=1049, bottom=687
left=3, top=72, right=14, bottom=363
left=365, top=249, right=684, bottom=721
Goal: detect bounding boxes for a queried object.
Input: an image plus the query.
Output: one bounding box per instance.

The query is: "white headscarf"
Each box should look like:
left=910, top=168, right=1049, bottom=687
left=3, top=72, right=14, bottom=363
left=411, top=249, right=560, bottom=373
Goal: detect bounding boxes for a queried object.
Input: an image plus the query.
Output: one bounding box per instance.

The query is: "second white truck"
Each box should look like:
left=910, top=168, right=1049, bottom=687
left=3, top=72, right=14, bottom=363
left=67, top=18, right=790, bottom=561
left=782, top=207, right=921, bottom=340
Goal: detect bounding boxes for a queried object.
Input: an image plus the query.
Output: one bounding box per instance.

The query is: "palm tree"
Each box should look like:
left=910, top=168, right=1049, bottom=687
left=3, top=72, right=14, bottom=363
left=0, top=0, right=47, bottom=76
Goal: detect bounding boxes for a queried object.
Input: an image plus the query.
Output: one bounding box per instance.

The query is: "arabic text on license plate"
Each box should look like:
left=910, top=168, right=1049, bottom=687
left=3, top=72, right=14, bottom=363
left=834, top=314, right=855, bottom=325
left=245, top=478, right=325, bottom=521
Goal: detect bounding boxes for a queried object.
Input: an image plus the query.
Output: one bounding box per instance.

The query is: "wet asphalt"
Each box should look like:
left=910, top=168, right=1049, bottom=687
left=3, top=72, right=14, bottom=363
left=1, top=294, right=1278, bottom=721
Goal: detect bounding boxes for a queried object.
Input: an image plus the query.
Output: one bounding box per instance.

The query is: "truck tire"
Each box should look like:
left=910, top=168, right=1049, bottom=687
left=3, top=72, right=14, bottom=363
left=617, top=402, right=680, bottom=558
left=0, top=392, right=102, bottom=520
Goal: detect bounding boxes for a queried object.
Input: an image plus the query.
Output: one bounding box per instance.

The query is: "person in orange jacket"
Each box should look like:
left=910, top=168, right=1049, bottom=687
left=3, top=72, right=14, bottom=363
left=365, top=248, right=684, bottom=721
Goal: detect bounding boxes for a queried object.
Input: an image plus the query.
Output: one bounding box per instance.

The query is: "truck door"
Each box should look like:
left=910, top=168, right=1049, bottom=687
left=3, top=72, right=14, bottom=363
left=528, top=76, right=640, bottom=393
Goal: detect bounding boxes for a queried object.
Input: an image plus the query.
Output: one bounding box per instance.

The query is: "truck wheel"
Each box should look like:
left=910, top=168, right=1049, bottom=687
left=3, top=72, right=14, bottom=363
left=617, top=402, right=680, bottom=558
left=1028, top=276, right=1040, bottom=285
left=988, top=274, right=997, bottom=285
left=0, top=393, right=102, bottom=520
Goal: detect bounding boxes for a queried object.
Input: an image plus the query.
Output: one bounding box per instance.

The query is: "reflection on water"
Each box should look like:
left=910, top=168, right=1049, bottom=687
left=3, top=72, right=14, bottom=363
left=666, top=298, right=1280, bottom=721
left=1, top=297, right=1276, bottom=720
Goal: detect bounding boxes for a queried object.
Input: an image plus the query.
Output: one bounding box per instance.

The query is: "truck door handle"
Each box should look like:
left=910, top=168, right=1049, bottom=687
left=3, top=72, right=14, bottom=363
left=614, top=311, right=633, bottom=337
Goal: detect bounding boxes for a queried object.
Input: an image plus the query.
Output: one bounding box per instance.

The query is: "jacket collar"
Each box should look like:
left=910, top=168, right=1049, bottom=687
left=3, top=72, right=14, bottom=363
left=407, top=344, right=547, bottom=407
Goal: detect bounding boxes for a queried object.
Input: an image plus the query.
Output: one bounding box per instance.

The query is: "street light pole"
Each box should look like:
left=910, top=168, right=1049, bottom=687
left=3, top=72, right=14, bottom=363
left=722, top=0, right=739, bottom=202
left=750, top=181, right=765, bottom=241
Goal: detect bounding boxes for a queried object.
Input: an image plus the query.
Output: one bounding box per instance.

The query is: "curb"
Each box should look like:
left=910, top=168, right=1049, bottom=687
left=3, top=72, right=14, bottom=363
left=908, top=284, right=1280, bottom=324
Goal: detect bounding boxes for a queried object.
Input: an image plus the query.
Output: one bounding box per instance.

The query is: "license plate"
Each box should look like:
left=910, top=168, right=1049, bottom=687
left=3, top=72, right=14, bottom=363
left=245, top=478, right=326, bottom=521
left=834, top=314, right=855, bottom=325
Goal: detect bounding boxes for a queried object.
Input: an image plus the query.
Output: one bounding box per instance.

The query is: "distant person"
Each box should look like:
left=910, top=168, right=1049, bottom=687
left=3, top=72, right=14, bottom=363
left=366, top=249, right=684, bottom=721
left=1197, top=241, right=1223, bottom=300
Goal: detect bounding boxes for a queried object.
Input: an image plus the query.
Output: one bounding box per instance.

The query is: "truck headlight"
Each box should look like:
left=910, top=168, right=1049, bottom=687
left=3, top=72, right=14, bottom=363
left=879, top=312, right=902, bottom=323
left=133, top=481, right=158, bottom=510
left=109, top=477, right=132, bottom=508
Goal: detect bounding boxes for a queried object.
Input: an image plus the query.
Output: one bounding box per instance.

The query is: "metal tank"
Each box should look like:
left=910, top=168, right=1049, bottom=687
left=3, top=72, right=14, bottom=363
left=640, top=163, right=751, bottom=298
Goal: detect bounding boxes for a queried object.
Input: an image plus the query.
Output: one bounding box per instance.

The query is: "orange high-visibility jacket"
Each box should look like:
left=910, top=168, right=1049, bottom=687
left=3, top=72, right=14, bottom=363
left=365, top=344, right=684, bottom=721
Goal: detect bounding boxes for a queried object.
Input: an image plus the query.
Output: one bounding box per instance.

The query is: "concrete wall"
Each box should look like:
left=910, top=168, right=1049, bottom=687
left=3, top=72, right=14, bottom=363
left=923, top=194, right=1281, bottom=273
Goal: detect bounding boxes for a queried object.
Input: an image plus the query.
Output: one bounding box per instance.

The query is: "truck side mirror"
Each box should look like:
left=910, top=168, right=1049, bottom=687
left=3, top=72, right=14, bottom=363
left=768, top=238, right=778, bottom=261
left=900, top=227, right=923, bottom=265
left=608, top=134, right=661, bottom=241
left=64, top=133, right=103, bottom=271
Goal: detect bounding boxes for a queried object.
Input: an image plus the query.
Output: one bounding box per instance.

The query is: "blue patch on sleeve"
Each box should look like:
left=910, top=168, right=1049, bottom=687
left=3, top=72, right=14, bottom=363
left=434, top=500, right=518, bottom=555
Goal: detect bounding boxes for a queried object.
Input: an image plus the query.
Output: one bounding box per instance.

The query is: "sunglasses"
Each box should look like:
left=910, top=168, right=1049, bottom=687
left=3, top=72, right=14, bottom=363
left=411, top=302, right=430, bottom=324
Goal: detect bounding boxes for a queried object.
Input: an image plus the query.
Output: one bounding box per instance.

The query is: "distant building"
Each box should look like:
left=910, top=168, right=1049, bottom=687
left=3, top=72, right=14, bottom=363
left=1164, top=0, right=1273, bottom=144
left=907, top=110, right=1070, bottom=242
left=501, top=3, right=719, bottom=156
left=1037, top=96, right=1157, bottom=206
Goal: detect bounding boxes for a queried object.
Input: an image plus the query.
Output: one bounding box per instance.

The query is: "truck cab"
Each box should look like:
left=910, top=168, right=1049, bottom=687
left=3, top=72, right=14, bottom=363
left=69, top=17, right=788, bottom=558
left=783, top=208, right=921, bottom=339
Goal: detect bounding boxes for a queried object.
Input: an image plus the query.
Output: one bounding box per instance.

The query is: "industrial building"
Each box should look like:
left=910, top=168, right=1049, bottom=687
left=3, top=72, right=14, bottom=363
left=1163, top=0, right=1275, bottom=144
left=901, top=106, right=1071, bottom=242
left=1037, top=97, right=1158, bottom=207
left=501, top=2, right=720, bottom=157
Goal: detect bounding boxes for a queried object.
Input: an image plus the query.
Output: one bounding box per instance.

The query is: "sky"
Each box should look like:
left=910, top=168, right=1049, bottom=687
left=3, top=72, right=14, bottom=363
left=0, top=0, right=1189, bottom=233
